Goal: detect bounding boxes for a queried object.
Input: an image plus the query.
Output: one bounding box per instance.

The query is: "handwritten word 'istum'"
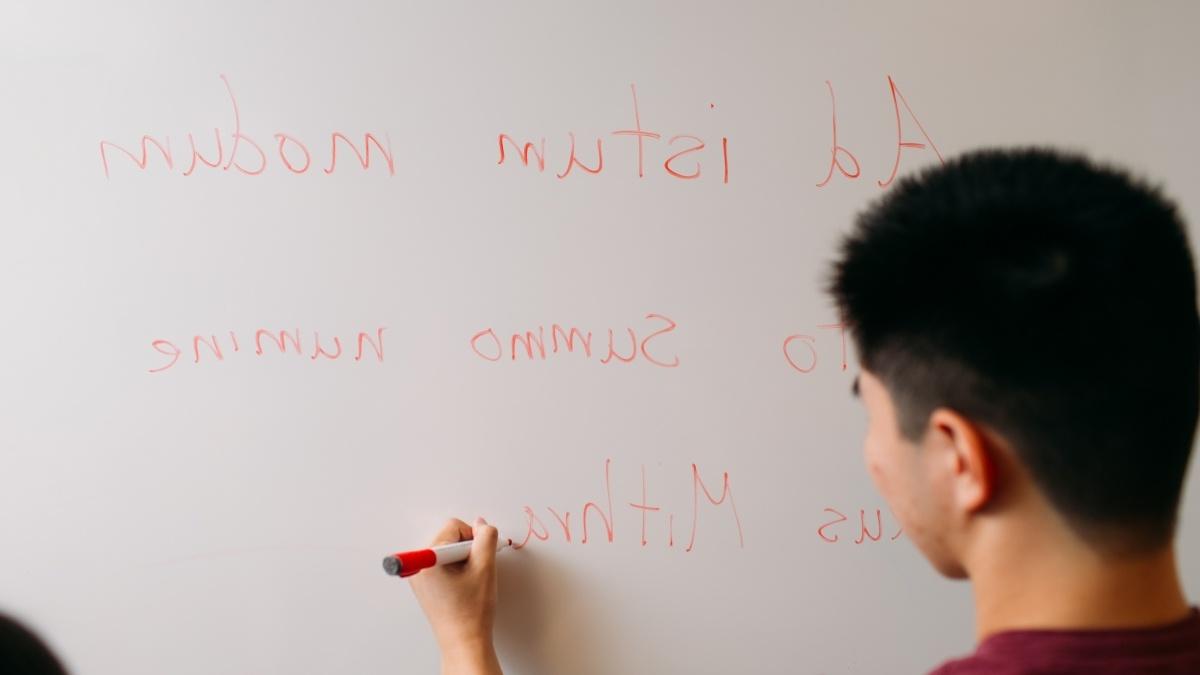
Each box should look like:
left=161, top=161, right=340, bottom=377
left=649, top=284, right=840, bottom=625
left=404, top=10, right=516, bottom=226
left=497, top=84, right=729, bottom=183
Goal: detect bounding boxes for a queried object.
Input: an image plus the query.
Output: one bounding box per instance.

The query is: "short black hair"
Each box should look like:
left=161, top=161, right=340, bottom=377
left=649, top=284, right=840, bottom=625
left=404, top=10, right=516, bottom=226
left=0, top=614, right=68, bottom=675
left=829, top=147, right=1199, bottom=552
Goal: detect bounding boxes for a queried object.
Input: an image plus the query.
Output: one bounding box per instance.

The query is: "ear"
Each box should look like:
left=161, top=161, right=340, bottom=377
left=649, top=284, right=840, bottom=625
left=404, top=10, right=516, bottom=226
left=927, top=408, right=996, bottom=513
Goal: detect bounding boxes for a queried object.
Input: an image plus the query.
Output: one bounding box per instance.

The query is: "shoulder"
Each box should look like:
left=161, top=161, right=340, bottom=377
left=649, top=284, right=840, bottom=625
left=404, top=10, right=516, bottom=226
left=928, top=609, right=1200, bottom=675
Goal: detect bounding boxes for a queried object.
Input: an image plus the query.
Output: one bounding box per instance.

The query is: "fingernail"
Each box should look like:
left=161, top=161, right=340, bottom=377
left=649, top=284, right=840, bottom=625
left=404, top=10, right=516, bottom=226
left=476, top=517, right=488, bottom=526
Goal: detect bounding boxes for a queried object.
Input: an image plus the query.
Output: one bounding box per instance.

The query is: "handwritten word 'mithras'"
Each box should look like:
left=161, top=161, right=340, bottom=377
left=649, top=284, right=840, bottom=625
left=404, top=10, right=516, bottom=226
left=514, top=459, right=744, bottom=552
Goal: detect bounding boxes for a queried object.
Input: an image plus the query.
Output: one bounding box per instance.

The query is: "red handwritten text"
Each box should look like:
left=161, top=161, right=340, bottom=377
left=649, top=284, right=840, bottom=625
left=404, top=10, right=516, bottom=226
left=817, top=506, right=904, bottom=544
left=100, top=75, right=394, bottom=179
left=147, top=326, right=386, bottom=373
left=498, top=84, right=730, bottom=183
left=471, top=313, right=680, bottom=368
left=783, top=320, right=849, bottom=374
left=514, top=459, right=744, bottom=552
left=816, top=75, right=944, bottom=189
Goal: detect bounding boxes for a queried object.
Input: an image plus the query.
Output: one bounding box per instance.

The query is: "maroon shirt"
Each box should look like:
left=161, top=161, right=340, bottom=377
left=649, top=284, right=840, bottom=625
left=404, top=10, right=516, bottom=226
left=929, top=609, right=1200, bottom=674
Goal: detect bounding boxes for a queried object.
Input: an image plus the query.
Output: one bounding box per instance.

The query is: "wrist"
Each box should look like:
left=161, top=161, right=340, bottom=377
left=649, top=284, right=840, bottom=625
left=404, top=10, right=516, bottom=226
left=439, top=635, right=500, bottom=675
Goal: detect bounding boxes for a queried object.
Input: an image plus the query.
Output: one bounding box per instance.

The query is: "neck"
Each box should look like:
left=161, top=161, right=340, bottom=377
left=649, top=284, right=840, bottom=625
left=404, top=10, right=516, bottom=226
left=968, top=523, right=1190, bottom=642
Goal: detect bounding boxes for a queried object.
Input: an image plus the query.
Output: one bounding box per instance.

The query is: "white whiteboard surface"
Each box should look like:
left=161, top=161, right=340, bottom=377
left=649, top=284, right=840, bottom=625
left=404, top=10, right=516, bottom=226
left=2, top=2, right=1199, bottom=673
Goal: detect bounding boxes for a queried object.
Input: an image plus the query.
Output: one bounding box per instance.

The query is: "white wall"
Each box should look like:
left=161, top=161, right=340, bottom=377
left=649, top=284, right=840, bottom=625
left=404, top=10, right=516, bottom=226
left=1, top=2, right=1198, bottom=673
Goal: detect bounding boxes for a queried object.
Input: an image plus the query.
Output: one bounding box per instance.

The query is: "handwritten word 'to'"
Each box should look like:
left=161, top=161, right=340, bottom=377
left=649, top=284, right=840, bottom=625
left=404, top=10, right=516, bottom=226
left=783, top=321, right=848, bottom=374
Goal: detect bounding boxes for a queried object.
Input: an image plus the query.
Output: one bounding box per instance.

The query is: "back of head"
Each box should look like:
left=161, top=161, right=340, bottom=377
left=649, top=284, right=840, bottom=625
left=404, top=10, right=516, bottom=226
left=829, top=147, right=1200, bottom=553
left=0, top=614, right=68, bottom=675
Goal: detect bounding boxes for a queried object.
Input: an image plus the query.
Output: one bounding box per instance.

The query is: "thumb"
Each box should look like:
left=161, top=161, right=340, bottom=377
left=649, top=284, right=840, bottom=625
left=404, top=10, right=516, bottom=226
left=469, top=517, right=498, bottom=571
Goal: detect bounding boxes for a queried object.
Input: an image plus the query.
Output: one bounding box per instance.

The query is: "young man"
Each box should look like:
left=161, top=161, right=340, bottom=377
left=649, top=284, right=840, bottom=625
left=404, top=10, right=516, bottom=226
left=410, top=148, right=1200, bottom=674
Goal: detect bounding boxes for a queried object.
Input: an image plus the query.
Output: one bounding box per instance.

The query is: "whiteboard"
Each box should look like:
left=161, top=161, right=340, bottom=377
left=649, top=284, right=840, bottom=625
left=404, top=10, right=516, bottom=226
left=2, top=2, right=1199, bottom=673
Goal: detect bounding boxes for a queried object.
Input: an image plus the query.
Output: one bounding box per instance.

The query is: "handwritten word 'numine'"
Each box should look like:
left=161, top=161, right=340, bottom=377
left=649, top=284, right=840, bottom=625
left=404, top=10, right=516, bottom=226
left=99, top=75, right=394, bottom=178
left=514, top=459, right=743, bottom=552
left=147, top=327, right=386, bottom=373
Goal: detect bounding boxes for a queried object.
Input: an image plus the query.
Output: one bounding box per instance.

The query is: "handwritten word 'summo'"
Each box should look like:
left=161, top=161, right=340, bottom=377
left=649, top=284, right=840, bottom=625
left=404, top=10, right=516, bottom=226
left=470, top=314, right=679, bottom=367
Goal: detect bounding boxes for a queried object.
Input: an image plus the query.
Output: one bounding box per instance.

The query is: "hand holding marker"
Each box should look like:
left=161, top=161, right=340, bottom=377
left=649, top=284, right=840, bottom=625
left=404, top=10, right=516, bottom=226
left=384, top=524, right=513, bottom=577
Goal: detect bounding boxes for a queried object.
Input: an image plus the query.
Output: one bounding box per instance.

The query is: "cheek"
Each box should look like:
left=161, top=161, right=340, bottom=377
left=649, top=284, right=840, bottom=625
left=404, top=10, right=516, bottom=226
left=863, top=431, right=894, bottom=496
left=864, top=432, right=917, bottom=528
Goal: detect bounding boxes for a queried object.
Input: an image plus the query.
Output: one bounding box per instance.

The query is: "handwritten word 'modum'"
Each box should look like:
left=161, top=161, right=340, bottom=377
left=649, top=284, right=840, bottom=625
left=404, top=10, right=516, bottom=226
left=100, top=75, right=394, bottom=179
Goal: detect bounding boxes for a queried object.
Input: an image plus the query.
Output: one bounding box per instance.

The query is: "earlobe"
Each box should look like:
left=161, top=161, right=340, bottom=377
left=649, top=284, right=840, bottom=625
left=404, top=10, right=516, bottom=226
left=930, top=409, right=996, bottom=513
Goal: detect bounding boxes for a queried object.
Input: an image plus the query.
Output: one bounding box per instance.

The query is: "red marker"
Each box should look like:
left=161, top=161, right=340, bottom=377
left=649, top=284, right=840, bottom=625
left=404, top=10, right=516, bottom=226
left=382, top=537, right=513, bottom=578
